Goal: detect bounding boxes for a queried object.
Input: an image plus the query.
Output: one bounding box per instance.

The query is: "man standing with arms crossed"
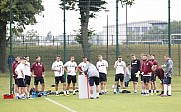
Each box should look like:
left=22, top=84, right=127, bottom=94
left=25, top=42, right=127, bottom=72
left=161, top=54, right=173, bottom=97
left=130, top=54, right=141, bottom=94
left=142, top=54, right=153, bottom=96
left=113, top=56, right=126, bottom=94
left=96, top=55, right=108, bottom=94
left=31, top=56, right=45, bottom=92
left=51, top=56, right=67, bottom=96
left=64, top=56, right=77, bottom=95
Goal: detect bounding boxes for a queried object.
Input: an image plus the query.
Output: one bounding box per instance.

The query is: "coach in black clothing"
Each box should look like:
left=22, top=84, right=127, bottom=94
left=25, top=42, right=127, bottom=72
left=130, top=54, right=141, bottom=93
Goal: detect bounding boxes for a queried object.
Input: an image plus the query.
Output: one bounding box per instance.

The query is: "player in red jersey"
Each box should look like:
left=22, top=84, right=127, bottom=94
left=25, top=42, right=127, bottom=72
left=31, top=56, right=45, bottom=92
left=142, top=54, right=153, bottom=96
left=152, top=66, right=164, bottom=95
left=150, top=54, right=158, bottom=95
left=12, top=56, right=20, bottom=98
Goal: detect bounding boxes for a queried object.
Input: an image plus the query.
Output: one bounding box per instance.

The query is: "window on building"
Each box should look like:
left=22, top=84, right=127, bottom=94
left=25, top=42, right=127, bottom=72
left=127, top=27, right=132, bottom=32
left=134, top=27, right=140, bottom=32
left=142, top=27, right=148, bottom=32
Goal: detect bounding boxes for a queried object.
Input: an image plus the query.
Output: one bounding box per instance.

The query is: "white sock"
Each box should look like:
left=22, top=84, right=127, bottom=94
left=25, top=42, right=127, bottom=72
left=134, top=90, right=138, bottom=93
left=168, top=85, right=171, bottom=95
left=164, top=84, right=168, bottom=95
left=56, top=91, right=58, bottom=95
left=151, top=90, right=153, bottom=93
left=114, top=89, right=117, bottom=92
left=146, top=90, right=149, bottom=94
left=90, top=94, right=94, bottom=98
left=73, top=90, right=75, bottom=94
left=67, top=90, right=69, bottom=94
left=105, top=89, right=107, bottom=93
left=101, top=90, right=104, bottom=93
left=142, top=89, right=144, bottom=93
left=96, top=93, right=99, bottom=97
left=154, top=90, right=157, bottom=93
left=63, top=91, right=66, bottom=95
left=143, top=89, right=146, bottom=93
left=120, top=89, right=123, bottom=92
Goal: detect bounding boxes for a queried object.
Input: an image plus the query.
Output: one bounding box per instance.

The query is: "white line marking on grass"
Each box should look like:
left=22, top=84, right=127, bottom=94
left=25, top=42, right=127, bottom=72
left=45, top=98, right=77, bottom=112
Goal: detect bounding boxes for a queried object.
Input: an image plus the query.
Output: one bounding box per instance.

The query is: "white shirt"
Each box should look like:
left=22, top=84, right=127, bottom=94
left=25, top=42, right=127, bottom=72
left=15, top=63, right=25, bottom=79
left=114, top=61, right=126, bottom=74
left=78, top=62, right=88, bottom=72
left=64, top=61, right=77, bottom=76
left=52, top=61, right=64, bottom=77
left=23, top=61, right=31, bottom=76
left=96, top=60, right=108, bottom=74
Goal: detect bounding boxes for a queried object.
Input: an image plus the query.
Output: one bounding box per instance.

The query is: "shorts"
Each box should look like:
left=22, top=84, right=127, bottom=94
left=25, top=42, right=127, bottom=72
left=140, top=75, right=143, bottom=81
left=131, top=72, right=138, bottom=82
left=17, top=78, right=26, bottom=87
left=55, top=76, right=65, bottom=84
left=34, top=77, right=44, bottom=85
left=163, top=77, right=171, bottom=84
left=67, top=75, right=76, bottom=84
left=25, top=75, right=31, bottom=85
left=142, top=76, right=151, bottom=84
left=14, top=78, right=18, bottom=85
left=160, top=79, right=164, bottom=85
left=99, top=73, right=107, bottom=82
left=151, top=73, right=156, bottom=82
left=89, top=77, right=99, bottom=86
left=115, top=73, right=124, bottom=82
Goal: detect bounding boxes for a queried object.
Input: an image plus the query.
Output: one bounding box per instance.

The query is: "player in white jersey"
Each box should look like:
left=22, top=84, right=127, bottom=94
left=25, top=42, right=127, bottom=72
left=96, top=55, right=108, bottom=94
left=23, top=56, right=31, bottom=98
left=78, top=57, right=88, bottom=75
left=15, top=57, right=28, bottom=99
left=52, top=56, right=67, bottom=96
left=64, top=56, right=77, bottom=95
left=113, top=56, right=126, bottom=94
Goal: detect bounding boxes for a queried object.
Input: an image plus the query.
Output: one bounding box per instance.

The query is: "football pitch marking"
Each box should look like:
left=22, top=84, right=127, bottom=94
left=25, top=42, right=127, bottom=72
left=45, top=98, right=77, bottom=112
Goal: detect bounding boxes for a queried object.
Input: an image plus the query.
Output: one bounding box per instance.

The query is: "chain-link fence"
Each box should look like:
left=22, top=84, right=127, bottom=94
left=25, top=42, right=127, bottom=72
left=3, top=0, right=181, bottom=75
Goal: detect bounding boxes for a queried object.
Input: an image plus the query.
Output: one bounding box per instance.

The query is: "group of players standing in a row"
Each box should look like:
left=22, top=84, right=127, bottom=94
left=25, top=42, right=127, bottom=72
left=12, top=53, right=173, bottom=99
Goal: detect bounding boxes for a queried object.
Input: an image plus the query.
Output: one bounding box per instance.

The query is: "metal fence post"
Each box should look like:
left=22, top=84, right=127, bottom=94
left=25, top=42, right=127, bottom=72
left=9, top=0, right=13, bottom=94
left=168, top=0, right=171, bottom=57
left=178, top=44, right=180, bottom=76
left=116, top=0, right=119, bottom=59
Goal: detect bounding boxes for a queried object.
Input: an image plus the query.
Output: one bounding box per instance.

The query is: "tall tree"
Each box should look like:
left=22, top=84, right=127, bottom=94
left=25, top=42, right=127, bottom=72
left=60, top=0, right=134, bottom=58
left=60, top=0, right=107, bottom=58
left=0, top=0, right=44, bottom=73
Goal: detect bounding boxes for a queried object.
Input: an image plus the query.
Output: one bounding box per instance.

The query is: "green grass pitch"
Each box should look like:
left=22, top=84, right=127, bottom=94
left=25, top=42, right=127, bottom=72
left=0, top=70, right=181, bottom=112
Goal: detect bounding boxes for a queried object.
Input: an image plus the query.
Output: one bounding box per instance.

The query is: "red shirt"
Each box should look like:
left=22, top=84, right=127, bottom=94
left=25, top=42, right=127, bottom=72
left=156, top=67, right=164, bottom=80
left=140, top=60, right=145, bottom=73
left=31, top=62, right=45, bottom=77
left=143, top=60, right=153, bottom=75
left=12, top=60, right=19, bottom=78
left=152, top=59, right=158, bottom=66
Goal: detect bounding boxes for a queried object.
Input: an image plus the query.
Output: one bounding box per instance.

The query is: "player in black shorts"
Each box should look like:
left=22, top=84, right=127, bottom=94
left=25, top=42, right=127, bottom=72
left=130, top=54, right=141, bottom=93
left=149, top=54, right=158, bottom=95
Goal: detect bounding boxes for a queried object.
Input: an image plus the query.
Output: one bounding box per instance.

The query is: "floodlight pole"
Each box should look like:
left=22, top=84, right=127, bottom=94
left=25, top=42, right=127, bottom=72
left=10, top=0, right=13, bottom=94
left=168, top=0, right=171, bottom=57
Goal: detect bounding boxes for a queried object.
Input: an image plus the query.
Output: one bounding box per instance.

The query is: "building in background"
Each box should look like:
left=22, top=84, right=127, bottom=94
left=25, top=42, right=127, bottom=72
left=98, top=20, right=168, bottom=45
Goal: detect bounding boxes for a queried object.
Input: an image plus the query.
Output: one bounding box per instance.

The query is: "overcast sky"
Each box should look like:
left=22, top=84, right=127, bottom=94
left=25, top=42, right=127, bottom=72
left=25, top=0, right=181, bottom=36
